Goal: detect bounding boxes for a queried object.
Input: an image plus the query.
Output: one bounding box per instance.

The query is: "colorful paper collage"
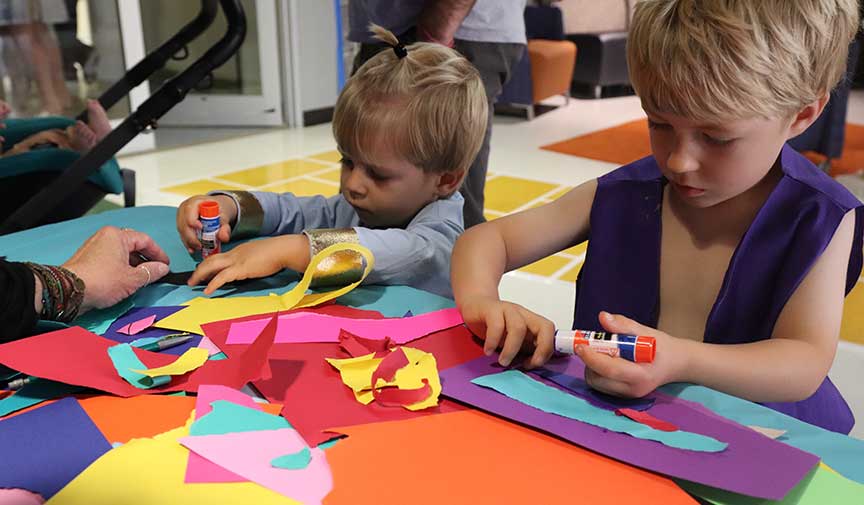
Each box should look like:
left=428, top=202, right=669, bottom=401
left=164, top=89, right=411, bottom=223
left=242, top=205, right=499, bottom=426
left=0, top=398, right=111, bottom=500
left=154, top=243, right=375, bottom=334
left=440, top=355, right=819, bottom=500
left=116, top=315, right=156, bottom=335
left=323, top=410, right=697, bottom=505
left=0, top=321, right=275, bottom=397
left=103, top=306, right=200, bottom=356
left=471, top=370, right=726, bottom=451
left=224, top=307, right=464, bottom=345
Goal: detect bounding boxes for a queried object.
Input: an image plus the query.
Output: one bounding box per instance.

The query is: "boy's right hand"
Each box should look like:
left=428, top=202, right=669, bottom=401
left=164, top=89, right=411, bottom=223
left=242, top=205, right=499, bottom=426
left=458, top=296, right=556, bottom=369
left=176, top=194, right=238, bottom=254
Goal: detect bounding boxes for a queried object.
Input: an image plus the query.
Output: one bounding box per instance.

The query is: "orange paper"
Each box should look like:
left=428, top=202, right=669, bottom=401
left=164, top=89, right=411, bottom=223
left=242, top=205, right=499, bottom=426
left=324, top=410, right=697, bottom=505
left=79, top=395, right=282, bottom=444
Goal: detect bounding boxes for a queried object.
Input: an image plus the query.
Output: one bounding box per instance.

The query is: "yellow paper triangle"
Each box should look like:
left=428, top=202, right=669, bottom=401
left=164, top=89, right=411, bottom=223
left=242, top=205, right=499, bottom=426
left=130, top=347, right=209, bottom=377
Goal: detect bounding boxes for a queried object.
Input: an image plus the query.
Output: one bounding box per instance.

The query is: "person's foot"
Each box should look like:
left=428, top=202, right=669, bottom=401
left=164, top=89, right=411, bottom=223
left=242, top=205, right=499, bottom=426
left=67, top=121, right=98, bottom=153
left=85, top=99, right=112, bottom=139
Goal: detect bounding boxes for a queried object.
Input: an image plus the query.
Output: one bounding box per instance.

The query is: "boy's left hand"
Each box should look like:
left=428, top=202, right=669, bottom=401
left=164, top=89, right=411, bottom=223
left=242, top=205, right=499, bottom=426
left=577, top=311, right=688, bottom=398
left=187, top=234, right=310, bottom=295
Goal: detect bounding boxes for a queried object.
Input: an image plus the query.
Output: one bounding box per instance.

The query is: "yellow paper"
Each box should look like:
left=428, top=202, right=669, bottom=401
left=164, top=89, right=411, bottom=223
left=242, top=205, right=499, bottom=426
left=46, top=422, right=299, bottom=505
left=326, top=346, right=441, bottom=410
left=154, top=243, right=375, bottom=334
left=130, top=347, right=209, bottom=377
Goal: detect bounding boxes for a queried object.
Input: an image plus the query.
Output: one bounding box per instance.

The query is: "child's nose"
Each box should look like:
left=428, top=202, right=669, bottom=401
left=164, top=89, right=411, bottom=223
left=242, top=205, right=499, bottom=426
left=343, top=167, right=367, bottom=198
left=666, top=141, right=700, bottom=174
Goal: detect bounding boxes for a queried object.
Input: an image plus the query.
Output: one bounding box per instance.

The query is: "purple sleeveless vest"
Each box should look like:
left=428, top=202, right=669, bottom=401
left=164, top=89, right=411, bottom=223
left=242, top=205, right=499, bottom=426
left=573, top=145, right=864, bottom=434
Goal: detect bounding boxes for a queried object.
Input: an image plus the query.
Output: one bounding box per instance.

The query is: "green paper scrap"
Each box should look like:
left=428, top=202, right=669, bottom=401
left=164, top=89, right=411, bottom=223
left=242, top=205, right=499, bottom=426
left=678, top=464, right=864, bottom=505
left=75, top=299, right=135, bottom=335
left=472, top=370, right=728, bottom=452
left=190, top=400, right=291, bottom=436
left=106, top=343, right=171, bottom=389
left=209, top=352, right=228, bottom=361
left=270, top=446, right=312, bottom=470
left=0, top=380, right=83, bottom=418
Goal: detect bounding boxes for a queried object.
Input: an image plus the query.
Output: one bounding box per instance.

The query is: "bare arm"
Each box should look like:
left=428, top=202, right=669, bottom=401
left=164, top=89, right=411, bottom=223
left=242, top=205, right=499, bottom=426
left=417, top=0, right=477, bottom=46
left=581, top=210, right=856, bottom=402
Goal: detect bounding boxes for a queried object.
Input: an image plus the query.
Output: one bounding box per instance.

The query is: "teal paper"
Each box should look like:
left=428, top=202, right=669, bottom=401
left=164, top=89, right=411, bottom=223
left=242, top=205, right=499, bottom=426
left=472, top=371, right=728, bottom=452
left=0, top=380, right=83, bottom=418
left=75, top=299, right=134, bottom=335
left=106, top=343, right=170, bottom=389
left=663, top=382, right=864, bottom=483
left=209, top=352, right=228, bottom=361
left=129, top=336, right=161, bottom=347
left=270, top=447, right=312, bottom=469
left=190, top=400, right=290, bottom=436
left=318, top=439, right=340, bottom=450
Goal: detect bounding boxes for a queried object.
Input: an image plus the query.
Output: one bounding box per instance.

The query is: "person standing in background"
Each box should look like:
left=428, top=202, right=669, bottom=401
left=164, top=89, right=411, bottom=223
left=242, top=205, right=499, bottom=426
left=348, top=0, right=527, bottom=228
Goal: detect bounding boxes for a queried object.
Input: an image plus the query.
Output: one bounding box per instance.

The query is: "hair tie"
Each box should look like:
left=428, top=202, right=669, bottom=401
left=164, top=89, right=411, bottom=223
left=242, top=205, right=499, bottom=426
left=392, top=42, right=408, bottom=59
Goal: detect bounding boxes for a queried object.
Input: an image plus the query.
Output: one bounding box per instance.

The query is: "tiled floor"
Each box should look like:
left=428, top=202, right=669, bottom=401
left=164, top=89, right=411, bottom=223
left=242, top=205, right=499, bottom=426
left=117, top=92, right=864, bottom=438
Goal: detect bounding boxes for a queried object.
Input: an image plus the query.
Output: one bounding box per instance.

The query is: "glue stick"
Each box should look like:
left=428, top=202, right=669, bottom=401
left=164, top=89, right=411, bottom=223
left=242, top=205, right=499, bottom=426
left=198, top=200, right=221, bottom=259
left=554, top=329, right=655, bottom=363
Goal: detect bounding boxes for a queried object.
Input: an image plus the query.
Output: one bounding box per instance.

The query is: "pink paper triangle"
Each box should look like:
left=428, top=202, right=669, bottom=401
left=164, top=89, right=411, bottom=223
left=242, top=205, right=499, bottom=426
left=117, top=315, right=157, bottom=336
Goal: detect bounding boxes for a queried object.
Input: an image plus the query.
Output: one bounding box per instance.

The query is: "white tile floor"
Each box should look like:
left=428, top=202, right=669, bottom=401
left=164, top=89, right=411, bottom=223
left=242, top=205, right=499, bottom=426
left=118, top=92, right=864, bottom=438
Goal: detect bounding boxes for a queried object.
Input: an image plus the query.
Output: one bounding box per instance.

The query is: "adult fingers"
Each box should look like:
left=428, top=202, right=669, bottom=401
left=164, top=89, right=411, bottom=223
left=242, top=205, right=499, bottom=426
left=133, top=261, right=170, bottom=289
left=122, top=229, right=171, bottom=265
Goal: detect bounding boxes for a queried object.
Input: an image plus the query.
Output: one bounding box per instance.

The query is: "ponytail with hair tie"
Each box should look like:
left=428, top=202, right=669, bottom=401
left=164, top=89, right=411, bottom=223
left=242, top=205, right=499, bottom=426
left=369, top=23, right=408, bottom=59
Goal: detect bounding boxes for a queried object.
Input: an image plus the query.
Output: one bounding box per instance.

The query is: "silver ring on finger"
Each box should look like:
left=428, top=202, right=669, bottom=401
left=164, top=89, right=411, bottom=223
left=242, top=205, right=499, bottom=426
left=138, top=265, right=151, bottom=285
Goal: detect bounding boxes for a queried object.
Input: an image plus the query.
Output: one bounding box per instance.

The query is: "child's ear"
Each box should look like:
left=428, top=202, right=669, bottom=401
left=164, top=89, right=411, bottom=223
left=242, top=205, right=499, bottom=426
left=435, top=169, right=466, bottom=197
left=786, top=94, right=830, bottom=139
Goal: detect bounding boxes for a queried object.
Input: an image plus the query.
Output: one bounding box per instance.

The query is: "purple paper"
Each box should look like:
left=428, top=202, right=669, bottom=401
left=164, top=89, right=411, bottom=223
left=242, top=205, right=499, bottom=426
left=440, top=355, right=819, bottom=500
left=104, top=306, right=201, bottom=355
left=532, top=368, right=655, bottom=411
left=0, top=397, right=112, bottom=499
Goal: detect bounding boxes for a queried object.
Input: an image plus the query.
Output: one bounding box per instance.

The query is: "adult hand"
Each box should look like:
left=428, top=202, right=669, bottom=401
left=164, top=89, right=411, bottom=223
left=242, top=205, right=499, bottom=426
left=176, top=194, right=237, bottom=254
left=458, top=296, right=556, bottom=368
left=578, top=312, right=688, bottom=398
left=62, top=226, right=170, bottom=313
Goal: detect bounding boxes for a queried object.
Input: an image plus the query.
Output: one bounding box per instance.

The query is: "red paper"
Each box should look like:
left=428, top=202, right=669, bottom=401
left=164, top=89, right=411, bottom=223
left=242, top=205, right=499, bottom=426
left=373, top=380, right=432, bottom=407
left=370, top=348, right=409, bottom=385
left=0, top=319, right=276, bottom=397
left=615, top=408, right=679, bottom=432
left=339, top=330, right=391, bottom=358
left=204, top=306, right=485, bottom=446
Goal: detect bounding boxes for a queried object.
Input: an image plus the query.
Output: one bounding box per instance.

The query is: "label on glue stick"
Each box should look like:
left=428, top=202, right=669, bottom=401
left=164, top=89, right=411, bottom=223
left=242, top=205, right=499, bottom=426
left=199, top=215, right=221, bottom=259
left=554, top=329, right=655, bottom=363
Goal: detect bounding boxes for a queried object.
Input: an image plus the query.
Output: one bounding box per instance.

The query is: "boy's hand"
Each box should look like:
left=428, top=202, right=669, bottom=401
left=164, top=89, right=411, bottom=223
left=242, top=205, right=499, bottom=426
left=187, top=234, right=310, bottom=295
left=578, top=311, right=688, bottom=398
left=459, top=296, right=556, bottom=368
left=176, top=194, right=238, bottom=254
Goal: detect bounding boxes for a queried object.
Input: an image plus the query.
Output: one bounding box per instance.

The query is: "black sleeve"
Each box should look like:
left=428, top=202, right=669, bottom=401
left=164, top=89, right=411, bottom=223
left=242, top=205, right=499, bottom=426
left=0, top=258, right=39, bottom=342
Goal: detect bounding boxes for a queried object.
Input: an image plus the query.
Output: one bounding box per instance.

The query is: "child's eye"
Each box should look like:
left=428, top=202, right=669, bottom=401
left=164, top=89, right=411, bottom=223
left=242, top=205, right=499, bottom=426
left=702, top=133, right=734, bottom=146
left=340, top=156, right=354, bottom=169
left=368, top=170, right=390, bottom=182
left=647, top=120, right=670, bottom=130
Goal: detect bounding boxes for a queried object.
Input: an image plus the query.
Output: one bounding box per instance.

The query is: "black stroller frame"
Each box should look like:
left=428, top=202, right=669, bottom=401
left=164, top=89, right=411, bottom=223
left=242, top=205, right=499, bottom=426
left=0, top=0, right=247, bottom=235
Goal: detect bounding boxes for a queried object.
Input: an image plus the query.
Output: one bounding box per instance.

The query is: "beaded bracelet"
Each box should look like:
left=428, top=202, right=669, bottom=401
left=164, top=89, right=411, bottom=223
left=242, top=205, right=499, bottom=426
left=25, top=263, right=86, bottom=323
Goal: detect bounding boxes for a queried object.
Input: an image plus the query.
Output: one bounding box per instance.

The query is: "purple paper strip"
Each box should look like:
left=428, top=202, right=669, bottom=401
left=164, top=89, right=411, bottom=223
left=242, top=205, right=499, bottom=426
left=104, top=306, right=201, bottom=356
left=440, top=355, right=818, bottom=500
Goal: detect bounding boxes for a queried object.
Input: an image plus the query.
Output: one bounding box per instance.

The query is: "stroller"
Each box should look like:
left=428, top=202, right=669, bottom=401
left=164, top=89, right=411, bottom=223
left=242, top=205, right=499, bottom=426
left=0, top=0, right=247, bottom=235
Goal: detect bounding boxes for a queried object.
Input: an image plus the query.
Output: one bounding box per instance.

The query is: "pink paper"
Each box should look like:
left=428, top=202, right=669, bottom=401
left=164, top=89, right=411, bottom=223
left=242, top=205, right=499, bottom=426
left=180, top=429, right=332, bottom=505
left=226, top=308, right=464, bottom=346
left=117, top=315, right=156, bottom=336
left=185, top=385, right=262, bottom=484
left=196, top=335, right=223, bottom=357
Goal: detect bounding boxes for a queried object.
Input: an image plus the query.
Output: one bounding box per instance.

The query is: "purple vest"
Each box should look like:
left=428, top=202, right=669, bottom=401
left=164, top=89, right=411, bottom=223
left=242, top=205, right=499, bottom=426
left=574, top=145, right=864, bottom=434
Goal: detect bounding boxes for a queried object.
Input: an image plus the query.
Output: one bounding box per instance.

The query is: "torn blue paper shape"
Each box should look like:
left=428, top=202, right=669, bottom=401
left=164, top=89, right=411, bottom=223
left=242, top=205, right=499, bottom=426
left=190, top=400, right=290, bottom=436
left=532, top=368, right=655, bottom=412
left=0, top=397, right=111, bottom=499
left=270, top=446, right=312, bottom=469
left=472, top=370, right=727, bottom=452
left=106, top=343, right=170, bottom=389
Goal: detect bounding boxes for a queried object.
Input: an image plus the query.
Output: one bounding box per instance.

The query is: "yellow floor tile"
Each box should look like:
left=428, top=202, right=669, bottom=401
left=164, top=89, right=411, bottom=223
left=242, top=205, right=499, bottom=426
left=315, top=169, right=342, bottom=183
left=484, top=176, right=558, bottom=213
left=218, top=159, right=331, bottom=187
left=561, top=241, right=588, bottom=257
left=840, top=281, right=864, bottom=345
left=518, top=254, right=572, bottom=277
left=558, top=261, right=584, bottom=283
left=308, top=150, right=343, bottom=163
left=261, top=177, right=340, bottom=197
left=162, top=179, right=249, bottom=197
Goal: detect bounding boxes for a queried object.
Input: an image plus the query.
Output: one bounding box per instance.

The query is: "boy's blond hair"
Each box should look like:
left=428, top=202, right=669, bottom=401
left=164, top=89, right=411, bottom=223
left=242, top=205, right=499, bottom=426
left=333, top=25, right=487, bottom=183
left=628, top=0, right=860, bottom=121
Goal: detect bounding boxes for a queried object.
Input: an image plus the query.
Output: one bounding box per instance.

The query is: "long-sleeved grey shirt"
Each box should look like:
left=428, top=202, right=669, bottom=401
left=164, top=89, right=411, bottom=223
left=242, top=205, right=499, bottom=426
left=250, top=191, right=464, bottom=298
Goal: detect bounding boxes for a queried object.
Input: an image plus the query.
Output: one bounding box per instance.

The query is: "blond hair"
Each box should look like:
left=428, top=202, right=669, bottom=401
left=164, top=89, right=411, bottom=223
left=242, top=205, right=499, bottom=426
left=628, top=0, right=860, bottom=121
left=333, top=25, right=487, bottom=184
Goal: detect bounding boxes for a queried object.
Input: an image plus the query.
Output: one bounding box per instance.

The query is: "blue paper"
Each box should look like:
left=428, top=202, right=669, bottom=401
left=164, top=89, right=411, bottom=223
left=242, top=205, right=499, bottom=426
left=533, top=368, right=655, bottom=412
left=0, top=380, right=84, bottom=418
left=0, top=397, right=111, bottom=499
left=663, top=382, right=864, bottom=484
left=270, top=446, right=311, bottom=469
left=106, top=343, right=170, bottom=389
left=104, top=306, right=201, bottom=355
left=190, top=400, right=291, bottom=436
left=473, top=370, right=728, bottom=452
left=74, top=299, right=134, bottom=335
